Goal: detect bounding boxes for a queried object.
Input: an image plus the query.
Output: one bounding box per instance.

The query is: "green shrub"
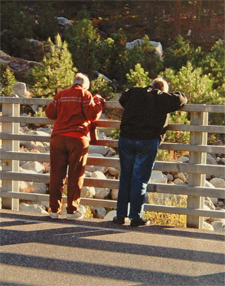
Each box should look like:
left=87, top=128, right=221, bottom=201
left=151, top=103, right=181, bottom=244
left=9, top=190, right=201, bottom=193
left=28, top=34, right=77, bottom=98
left=90, top=76, right=115, bottom=101
left=65, top=18, right=101, bottom=77
left=126, top=63, right=152, bottom=88
left=0, top=67, right=16, bottom=97
left=200, top=39, right=225, bottom=89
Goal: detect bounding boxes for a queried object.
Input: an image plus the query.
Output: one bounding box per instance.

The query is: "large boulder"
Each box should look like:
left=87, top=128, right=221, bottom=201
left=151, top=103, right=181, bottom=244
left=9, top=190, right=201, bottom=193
left=149, top=170, right=167, bottom=184
left=211, top=221, right=225, bottom=232
left=210, top=178, right=225, bottom=189
left=81, top=186, right=95, bottom=198
left=19, top=203, right=48, bottom=214
left=20, top=161, right=45, bottom=173
left=126, top=39, right=163, bottom=58
left=13, top=82, right=28, bottom=98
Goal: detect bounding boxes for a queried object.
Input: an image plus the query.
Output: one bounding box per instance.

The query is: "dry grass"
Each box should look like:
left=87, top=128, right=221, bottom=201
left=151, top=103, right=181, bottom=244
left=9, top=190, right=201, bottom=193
left=143, top=193, right=187, bottom=228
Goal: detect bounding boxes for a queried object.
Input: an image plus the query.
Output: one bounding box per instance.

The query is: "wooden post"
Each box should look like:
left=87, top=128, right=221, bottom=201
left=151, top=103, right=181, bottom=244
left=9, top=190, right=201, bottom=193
left=2, top=102, right=20, bottom=210
left=187, top=110, right=208, bottom=229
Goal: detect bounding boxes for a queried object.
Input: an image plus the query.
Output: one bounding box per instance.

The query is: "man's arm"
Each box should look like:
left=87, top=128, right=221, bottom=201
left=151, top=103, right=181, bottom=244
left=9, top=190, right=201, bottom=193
left=82, top=90, right=105, bottom=121
left=158, top=91, right=188, bottom=113
left=45, top=92, right=61, bottom=120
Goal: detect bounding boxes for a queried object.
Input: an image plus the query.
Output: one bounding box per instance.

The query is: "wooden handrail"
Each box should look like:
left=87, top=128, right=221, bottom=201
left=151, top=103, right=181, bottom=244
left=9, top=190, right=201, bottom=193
left=1, top=97, right=225, bottom=229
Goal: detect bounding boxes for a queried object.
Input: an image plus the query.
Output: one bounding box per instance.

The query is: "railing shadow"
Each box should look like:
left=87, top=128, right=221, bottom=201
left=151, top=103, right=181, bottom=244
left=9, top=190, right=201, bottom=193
left=1, top=211, right=225, bottom=285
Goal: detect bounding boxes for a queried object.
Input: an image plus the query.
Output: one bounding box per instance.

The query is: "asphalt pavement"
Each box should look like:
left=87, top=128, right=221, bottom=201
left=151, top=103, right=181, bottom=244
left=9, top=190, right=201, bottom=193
left=0, top=209, right=224, bottom=286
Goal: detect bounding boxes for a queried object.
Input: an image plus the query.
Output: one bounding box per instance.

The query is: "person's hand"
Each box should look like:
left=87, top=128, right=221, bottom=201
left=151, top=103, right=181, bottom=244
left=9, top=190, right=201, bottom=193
left=93, top=94, right=105, bottom=104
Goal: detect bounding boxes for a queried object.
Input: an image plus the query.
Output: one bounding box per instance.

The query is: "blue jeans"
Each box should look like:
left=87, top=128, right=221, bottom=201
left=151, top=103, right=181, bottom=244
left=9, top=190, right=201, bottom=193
left=117, top=136, right=159, bottom=219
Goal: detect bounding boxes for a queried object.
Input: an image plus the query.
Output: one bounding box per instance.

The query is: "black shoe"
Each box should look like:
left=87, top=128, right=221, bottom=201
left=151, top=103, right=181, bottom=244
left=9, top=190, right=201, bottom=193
left=130, top=218, right=149, bottom=227
left=113, top=216, right=125, bottom=225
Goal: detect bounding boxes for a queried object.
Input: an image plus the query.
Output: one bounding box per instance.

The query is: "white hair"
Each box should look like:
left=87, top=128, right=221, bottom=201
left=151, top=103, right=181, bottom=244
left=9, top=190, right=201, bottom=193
left=74, top=73, right=90, bottom=90
left=151, top=78, right=169, bottom=93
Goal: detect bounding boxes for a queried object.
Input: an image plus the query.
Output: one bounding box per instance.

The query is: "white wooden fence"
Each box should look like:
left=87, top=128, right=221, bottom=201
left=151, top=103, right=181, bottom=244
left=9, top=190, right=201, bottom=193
left=0, top=97, right=225, bottom=229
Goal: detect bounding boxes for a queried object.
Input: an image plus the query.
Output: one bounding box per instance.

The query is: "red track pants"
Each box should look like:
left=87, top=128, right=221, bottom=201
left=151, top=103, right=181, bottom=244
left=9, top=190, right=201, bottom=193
left=49, top=135, right=89, bottom=214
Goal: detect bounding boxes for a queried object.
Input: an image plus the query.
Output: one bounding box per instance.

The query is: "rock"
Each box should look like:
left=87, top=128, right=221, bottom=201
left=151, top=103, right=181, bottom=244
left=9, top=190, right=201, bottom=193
left=91, top=171, right=106, bottom=180
left=149, top=170, right=167, bottom=184
left=85, top=165, right=106, bottom=173
left=38, top=127, right=52, bottom=134
left=31, top=182, right=47, bottom=194
left=205, top=180, right=215, bottom=188
left=57, top=17, right=72, bottom=28
left=203, top=222, right=214, bottom=231
left=90, top=206, right=106, bottom=218
left=13, top=82, right=28, bottom=98
left=19, top=167, right=41, bottom=175
left=94, top=188, right=110, bottom=199
left=173, top=178, right=185, bottom=185
left=19, top=203, right=48, bottom=214
left=204, top=197, right=216, bottom=210
left=206, top=154, right=218, bottom=179
left=210, top=178, right=225, bottom=189
left=207, top=154, right=217, bottom=165
left=81, top=186, right=95, bottom=198
left=177, top=156, right=189, bottom=163
left=125, top=39, right=163, bottom=58
left=103, top=210, right=117, bottom=221
left=108, top=167, right=120, bottom=177
left=205, top=180, right=218, bottom=204
left=174, top=172, right=187, bottom=183
left=211, top=221, right=225, bottom=232
left=207, top=216, right=225, bottom=224
left=219, top=158, right=225, bottom=165
left=19, top=181, right=32, bottom=192
left=88, top=145, right=115, bottom=156
left=20, top=161, right=45, bottom=173
left=167, top=174, right=174, bottom=181
left=20, top=141, right=37, bottom=150
left=111, top=189, right=118, bottom=200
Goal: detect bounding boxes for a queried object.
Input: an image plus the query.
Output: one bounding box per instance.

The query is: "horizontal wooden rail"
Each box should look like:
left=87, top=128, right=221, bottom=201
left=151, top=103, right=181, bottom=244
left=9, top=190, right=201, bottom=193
left=1, top=97, right=225, bottom=113
left=1, top=158, right=224, bottom=178
left=0, top=191, right=224, bottom=219
left=1, top=116, right=225, bottom=134
left=1, top=173, right=225, bottom=199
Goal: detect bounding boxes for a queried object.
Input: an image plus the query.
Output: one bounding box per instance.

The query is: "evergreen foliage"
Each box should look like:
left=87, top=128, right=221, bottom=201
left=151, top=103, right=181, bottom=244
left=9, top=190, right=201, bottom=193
left=90, top=76, right=115, bottom=101
left=161, top=61, right=224, bottom=105
left=200, top=39, right=225, bottom=89
left=65, top=19, right=101, bottom=77
left=28, top=34, right=77, bottom=98
left=0, top=67, right=16, bottom=97
left=126, top=63, right=152, bottom=88
left=34, top=3, right=59, bottom=41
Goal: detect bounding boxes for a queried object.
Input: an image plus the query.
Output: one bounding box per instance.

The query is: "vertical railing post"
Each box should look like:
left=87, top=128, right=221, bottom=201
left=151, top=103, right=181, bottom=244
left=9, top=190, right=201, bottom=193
left=2, top=101, right=20, bottom=210
left=187, top=110, right=208, bottom=229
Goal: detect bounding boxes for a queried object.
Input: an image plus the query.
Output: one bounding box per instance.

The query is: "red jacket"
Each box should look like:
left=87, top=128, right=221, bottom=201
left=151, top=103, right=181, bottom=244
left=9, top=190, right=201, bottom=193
left=45, top=85, right=103, bottom=138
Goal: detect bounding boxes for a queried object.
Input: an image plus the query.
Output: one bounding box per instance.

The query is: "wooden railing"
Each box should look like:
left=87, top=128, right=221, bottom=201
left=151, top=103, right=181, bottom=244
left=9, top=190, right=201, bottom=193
left=0, top=97, right=225, bottom=229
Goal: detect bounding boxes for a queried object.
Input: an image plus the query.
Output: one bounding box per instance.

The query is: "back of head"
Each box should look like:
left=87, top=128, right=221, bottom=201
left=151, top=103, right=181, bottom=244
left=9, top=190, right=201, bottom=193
left=151, top=77, right=169, bottom=93
left=74, top=73, right=90, bottom=90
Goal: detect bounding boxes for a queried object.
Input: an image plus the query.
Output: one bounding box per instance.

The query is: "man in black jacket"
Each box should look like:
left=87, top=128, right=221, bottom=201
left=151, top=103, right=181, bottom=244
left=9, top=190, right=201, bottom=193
left=113, top=78, right=187, bottom=227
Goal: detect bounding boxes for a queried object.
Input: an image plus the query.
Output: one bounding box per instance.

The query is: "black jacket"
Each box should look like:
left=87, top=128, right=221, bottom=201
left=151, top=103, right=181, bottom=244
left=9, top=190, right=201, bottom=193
left=119, top=86, right=187, bottom=142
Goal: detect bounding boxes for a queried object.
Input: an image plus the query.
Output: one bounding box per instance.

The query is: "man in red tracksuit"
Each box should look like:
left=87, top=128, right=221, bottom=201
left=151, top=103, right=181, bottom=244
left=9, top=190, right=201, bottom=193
left=45, top=73, right=105, bottom=220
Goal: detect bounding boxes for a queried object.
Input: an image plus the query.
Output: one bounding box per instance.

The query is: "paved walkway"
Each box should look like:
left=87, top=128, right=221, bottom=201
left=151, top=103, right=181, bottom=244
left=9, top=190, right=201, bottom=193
left=0, top=209, right=225, bottom=286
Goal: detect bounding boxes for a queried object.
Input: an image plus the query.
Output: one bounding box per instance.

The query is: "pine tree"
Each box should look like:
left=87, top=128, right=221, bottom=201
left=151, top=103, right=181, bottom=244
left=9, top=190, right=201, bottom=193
left=126, top=63, right=152, bottom=88
left=29, top=34, right=77, bottom=98
left=0, top=67, right=16, bottom=96
left=65, top=18, right=101, bottom=77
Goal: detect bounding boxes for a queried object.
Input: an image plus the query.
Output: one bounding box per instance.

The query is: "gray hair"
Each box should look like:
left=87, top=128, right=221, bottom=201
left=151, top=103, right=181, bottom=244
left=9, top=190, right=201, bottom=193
left=151, top=78, right=169, bottom=93
left=74, top=73, right=90, bottom=90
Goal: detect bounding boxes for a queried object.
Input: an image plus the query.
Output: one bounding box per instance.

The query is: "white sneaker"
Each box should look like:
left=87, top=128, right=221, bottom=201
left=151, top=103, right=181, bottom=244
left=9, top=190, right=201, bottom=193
left=67, top=211, right=84, bottom=220
left=49, top=212, right=59, bottom=219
